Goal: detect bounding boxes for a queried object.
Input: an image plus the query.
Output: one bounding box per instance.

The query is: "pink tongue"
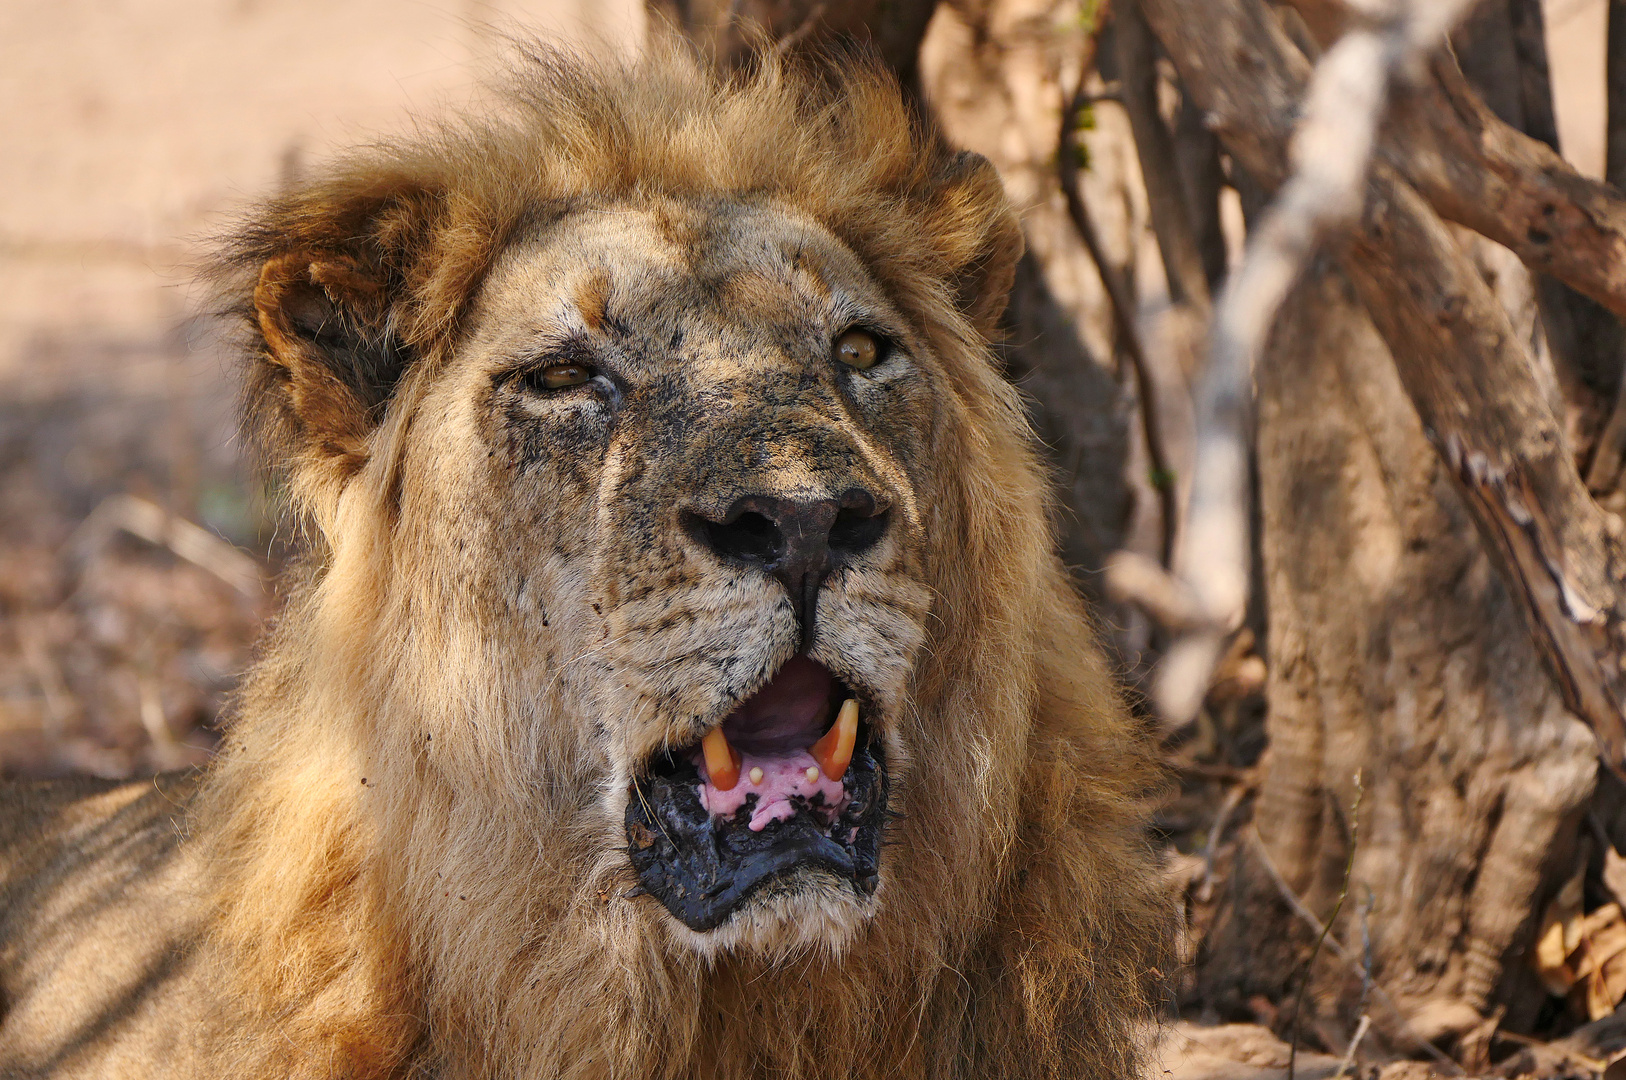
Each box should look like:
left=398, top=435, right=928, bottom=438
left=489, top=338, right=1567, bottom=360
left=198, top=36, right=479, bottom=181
left=694, top=656, right=849, bottom=831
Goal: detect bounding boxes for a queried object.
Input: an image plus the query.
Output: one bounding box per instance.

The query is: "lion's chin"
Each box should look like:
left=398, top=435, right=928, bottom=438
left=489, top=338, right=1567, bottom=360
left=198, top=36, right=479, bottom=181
left=623, top=657, right=889, bottom=939
left=666, top=870, right=879, bottom=960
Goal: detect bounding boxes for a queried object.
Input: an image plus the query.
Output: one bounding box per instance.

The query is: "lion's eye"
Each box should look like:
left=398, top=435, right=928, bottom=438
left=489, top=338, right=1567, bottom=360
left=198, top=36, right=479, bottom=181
left=533, top=364, right=591, bottom=390
left=833, top=328, right=883, bottom=371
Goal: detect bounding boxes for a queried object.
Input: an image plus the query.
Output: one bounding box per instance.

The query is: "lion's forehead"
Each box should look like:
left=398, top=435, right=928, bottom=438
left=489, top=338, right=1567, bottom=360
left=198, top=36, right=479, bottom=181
left=465, top=198, right=901, bottom=374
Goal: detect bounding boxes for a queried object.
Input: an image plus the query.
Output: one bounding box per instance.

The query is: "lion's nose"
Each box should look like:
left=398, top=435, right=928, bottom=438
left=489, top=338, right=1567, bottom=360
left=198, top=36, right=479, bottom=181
left=684, top=490, right=890, bottom=648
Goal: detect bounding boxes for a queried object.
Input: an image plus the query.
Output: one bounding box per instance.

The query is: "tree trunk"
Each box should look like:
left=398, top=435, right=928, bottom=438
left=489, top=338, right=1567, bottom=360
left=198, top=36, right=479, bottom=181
left=1199, top=259, right=1596, bottom=1048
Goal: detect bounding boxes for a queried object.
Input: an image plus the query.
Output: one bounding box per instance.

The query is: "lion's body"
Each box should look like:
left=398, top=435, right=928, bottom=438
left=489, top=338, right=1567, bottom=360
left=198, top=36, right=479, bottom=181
left=0, top=49, right=1169, bottom=1079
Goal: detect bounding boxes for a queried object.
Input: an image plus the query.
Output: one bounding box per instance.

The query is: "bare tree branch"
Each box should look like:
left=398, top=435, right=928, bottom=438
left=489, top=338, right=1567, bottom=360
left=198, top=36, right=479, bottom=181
left=1344, top=168, right=1626, bottom=767
left=1612, top=0, right=1626, bottom=189
left=1584, top=0, right=1626, bottom=494
left=1116, top=0, right=1212, bottom=313
left=1286, top=0, right=1626, bottom=321
left=1141, top=0, right=1626, bottom=766
left=1141, top=0, right=1474, bottom=724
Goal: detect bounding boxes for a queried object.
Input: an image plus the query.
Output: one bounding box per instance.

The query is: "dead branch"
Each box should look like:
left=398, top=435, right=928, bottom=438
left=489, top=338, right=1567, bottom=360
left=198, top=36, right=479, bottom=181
left=1584, top=2, right=1626, bottom=495
left=1612, top=1, right=1626, bottom=188
left=72, top=494, right=264, bottom=601
left=1103, top=550, right=1201, bottom=628
left=1281, top=0, right=1626, bottom=321
left=1115, top=0, right=1211, bottom=313
left=1343, top=169, right=1626, bottom=766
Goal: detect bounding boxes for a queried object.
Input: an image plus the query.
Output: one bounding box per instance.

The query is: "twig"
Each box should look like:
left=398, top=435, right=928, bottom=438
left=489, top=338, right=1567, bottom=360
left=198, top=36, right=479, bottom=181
left=71, top=493, right=264, bottom=600
left=1057, top=4, right=1180, bottom=567
left=1335, top=1015, right=1372, bottom=1078
left=1148, top=0, right=1477, bottom=726
left=1197, top=775, right=1256, bottom=902
left=771, top=1, right=827, bottom=55
left=1289, top=770, right=1361, bottom=1080
left=1250, top=824, right=1463, bottom=1074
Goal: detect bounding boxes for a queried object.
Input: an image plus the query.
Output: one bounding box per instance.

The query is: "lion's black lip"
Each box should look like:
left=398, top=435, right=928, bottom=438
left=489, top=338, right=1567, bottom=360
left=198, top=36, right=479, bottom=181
left=625, top=736, right=886, bottom=932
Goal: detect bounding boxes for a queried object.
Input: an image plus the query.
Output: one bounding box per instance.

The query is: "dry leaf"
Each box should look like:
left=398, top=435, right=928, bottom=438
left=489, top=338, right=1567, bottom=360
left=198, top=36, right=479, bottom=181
left=1535, top=863, right=1588, bottom=994
left=1576, top=904, right=1626, bottom=1020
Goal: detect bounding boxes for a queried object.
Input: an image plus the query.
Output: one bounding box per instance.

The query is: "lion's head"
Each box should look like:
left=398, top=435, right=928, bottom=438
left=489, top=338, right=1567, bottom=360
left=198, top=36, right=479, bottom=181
left=203, top=47, right=1165, bottom=1079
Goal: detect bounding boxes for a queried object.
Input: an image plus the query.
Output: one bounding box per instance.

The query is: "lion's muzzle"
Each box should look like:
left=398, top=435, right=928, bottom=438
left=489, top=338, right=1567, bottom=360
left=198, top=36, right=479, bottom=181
left=624, top=656, right=888, bottom=932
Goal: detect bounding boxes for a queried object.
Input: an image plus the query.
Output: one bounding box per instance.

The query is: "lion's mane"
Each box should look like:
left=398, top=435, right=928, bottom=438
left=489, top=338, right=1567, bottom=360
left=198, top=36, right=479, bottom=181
left=196, top=46, right=1171, bottom=1080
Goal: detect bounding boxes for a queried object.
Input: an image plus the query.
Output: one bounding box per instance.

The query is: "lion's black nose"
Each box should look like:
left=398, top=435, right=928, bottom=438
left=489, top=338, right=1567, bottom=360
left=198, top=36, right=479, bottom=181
left=685, top=490, right=889, bottom=648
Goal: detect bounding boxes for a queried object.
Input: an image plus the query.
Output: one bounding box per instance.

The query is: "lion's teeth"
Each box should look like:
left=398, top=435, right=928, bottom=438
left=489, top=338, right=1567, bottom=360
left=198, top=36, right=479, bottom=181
left=749, top=767, right=764, bottom=785
left=810, top=699, right=859, bottom=782
left=702, top=727, right=741, bottom=790
left=805, top=766, right=820, bottom=783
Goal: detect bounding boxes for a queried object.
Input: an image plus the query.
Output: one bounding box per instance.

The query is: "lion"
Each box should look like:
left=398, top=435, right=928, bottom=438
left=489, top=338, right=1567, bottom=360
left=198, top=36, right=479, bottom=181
left=0, top=47, right=1169, bottom=1079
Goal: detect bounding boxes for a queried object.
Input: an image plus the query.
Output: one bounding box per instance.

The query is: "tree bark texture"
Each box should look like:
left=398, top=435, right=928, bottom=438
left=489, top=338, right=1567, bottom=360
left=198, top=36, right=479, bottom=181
left=1141, top=0, right=1626, bottom=772
left=1198, top=260, right=1596, bottom=1042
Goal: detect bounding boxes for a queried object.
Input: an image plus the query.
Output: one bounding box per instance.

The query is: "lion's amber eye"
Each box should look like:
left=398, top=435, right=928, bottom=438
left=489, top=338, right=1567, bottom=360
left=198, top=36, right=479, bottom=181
left=537, top=364, right=591, bottom=390
left=833, top=328, right=882, bottom=371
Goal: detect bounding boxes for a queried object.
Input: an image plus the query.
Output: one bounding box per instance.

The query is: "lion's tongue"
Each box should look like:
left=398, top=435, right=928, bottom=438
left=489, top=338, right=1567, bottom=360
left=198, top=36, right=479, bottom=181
left=695, top=657, right=849, bottom=831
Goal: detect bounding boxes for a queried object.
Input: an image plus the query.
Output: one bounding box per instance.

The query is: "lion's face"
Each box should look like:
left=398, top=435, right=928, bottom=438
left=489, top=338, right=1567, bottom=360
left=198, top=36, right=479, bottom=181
left=213, top=58, right=1166, bottom=1078
left=389, top=197, right=949, bottom=948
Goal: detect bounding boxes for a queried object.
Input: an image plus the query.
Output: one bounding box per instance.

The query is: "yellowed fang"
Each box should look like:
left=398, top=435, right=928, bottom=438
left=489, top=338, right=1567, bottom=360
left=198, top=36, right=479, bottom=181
left=810, top=698, right=859, bottom=782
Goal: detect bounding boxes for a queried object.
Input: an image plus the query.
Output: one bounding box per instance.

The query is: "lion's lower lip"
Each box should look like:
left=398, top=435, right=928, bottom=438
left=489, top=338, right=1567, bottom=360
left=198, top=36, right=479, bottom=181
left=625, top=733, right=886, bottom=933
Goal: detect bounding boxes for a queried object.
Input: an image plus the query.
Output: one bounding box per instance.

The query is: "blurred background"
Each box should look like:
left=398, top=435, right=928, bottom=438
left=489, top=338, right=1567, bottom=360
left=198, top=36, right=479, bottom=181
left=0, top=0, right=641, bottom=777
left=1, top=0, right=1601, bottom=777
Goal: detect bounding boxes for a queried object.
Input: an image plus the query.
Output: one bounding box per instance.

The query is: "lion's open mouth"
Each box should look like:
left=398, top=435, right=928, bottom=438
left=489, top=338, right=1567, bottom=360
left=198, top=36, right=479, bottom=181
left=625, top=656, right=887, bottom=932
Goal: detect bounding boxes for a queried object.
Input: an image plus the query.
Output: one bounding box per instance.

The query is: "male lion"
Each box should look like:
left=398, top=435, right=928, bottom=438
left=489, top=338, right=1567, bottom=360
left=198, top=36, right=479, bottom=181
left=0, top=49, right=1169, bottom=1079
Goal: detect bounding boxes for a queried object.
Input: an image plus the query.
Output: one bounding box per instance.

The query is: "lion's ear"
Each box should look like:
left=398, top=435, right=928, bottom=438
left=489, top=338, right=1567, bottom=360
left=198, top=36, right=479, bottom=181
left=922, top=150, right=1024, bottom=337
left=242, top=183, right=450, bottom=496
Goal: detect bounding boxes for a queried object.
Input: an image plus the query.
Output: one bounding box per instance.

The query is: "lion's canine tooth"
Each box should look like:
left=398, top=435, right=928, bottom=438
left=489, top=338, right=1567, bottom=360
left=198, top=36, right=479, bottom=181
left=810, top=699, right=859, bottom=782
left=702, top=727, right=741, bottom=790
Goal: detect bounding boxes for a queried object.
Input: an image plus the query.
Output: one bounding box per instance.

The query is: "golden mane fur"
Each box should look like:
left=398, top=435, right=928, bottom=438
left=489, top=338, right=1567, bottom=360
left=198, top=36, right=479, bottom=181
left=1, top=45, right=1169, bottom=1080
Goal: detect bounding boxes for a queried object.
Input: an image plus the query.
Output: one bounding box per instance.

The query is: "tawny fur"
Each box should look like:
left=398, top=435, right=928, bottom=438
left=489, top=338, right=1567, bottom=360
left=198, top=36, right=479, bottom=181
left=0, top=47, right=1169, bottom=1080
